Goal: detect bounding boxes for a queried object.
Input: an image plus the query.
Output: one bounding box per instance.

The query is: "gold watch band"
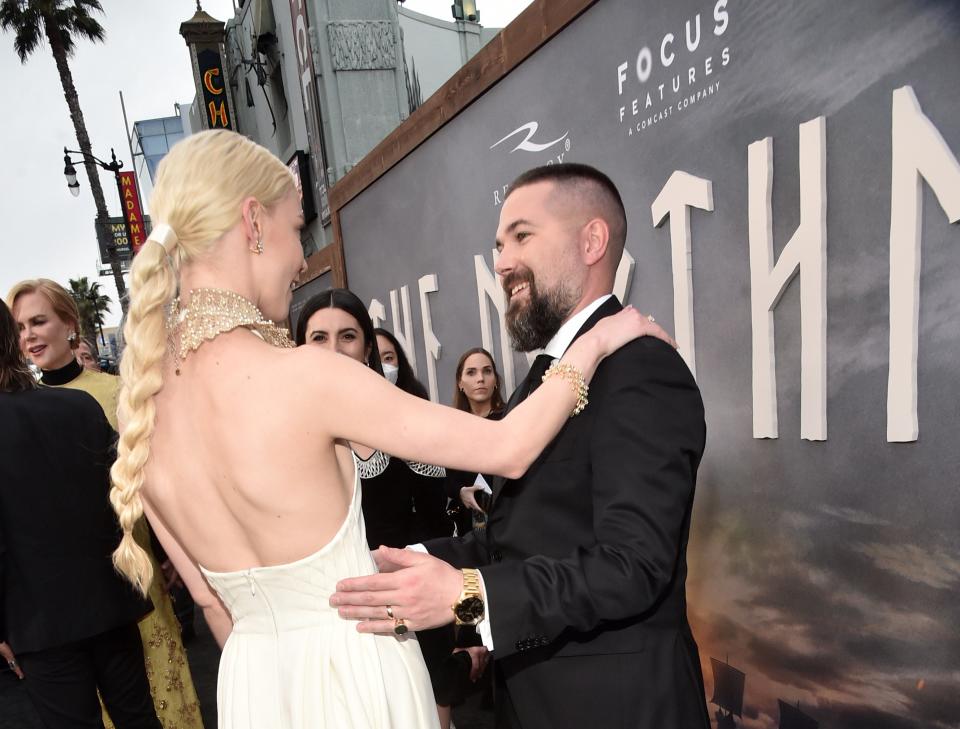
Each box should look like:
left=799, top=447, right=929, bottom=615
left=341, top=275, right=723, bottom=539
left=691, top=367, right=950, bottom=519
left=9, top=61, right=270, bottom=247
left=452, top=568, right=485, bottom=626
left=460, top=568, right=481, bottom=597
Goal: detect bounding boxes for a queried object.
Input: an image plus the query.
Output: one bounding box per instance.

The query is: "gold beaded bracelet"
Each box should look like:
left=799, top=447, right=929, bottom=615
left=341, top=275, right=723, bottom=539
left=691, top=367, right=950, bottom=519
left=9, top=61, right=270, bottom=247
left=542, top=362, right=589, bottom=417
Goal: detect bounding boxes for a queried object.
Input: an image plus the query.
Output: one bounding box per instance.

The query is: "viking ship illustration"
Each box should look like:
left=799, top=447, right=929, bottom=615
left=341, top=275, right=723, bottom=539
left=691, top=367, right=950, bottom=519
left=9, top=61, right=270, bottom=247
left=777, top=699, right=818, bottom=729
left=709, top=657, right=745, bottom=729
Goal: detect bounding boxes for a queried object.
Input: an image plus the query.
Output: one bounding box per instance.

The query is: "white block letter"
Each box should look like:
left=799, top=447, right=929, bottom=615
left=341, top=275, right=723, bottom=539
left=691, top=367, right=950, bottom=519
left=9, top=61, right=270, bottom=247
left=614, top=249, right=635, bottom=305
left=475, top=251, right=516, bottom=393
left=368, top=298, right=386, bottom=329
left=749, top=116, right=827, bottom=441
left=418, top=274, right=442, bottom=402
left=887, top=86, right=960, bottom=442
left=651, top=171, right=714, bottom=377
left=390, top=286, right=418, bottom=376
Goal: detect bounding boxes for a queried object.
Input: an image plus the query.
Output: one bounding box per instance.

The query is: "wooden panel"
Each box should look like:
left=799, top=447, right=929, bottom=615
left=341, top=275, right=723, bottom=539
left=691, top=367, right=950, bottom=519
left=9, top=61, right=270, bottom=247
left=300, top=243, right=333, bottom=285
left=330, top=209, right=348, bottom=288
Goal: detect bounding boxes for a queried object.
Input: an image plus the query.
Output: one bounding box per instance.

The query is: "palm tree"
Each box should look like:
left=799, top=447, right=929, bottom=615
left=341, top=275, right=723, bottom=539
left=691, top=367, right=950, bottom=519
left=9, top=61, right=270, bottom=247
left=69, top=275, right=111, bottom=344
left=1, top=0, right=127, bottom=313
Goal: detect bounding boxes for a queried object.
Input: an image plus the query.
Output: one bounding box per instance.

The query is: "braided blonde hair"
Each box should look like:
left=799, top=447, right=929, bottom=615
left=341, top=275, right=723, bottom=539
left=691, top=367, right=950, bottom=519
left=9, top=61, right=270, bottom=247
left=110, top=130, right=295, bottom=593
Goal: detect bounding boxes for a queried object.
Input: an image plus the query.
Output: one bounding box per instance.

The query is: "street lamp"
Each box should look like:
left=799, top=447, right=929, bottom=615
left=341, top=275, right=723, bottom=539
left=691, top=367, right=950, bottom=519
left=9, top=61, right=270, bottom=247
left=63, top=154, right=80, bottom=196
left=451, top=0, right=479, bottom=22
left=61, top=146, right=135, bottom=315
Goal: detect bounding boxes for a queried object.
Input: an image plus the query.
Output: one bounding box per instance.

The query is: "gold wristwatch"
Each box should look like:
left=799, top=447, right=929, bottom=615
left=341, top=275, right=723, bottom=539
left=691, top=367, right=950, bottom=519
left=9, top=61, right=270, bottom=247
left=452, top=568, right=485, bottom=626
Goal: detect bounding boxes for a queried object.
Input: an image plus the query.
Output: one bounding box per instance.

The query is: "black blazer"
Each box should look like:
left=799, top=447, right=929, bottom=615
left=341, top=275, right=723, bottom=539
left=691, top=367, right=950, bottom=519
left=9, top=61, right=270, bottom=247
left=0, top=387, right=152, bottom=654
left=426, top=298, right=710, bottom=728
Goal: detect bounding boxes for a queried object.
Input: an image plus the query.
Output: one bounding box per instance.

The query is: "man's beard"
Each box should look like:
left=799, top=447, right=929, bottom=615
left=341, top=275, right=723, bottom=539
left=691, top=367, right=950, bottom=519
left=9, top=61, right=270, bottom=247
left=504, top=273, right=580, bottom=352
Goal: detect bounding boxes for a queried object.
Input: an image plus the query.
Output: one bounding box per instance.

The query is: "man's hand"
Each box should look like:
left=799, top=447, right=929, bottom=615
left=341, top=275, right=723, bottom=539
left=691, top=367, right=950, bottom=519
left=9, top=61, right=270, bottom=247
left=0, top=642, right=23, bottom=679
left=330, top=547, right=463, bottom=634
left=454, top=645, right=490, bottom=682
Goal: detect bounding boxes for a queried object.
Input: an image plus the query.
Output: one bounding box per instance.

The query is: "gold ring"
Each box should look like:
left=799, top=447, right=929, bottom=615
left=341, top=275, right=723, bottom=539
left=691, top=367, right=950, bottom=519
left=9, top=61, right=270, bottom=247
left=385, top=605, right=395, bottom=619
left=393, top=618, right=408, bottom=636
left=647, top=314, right=656, bottom=323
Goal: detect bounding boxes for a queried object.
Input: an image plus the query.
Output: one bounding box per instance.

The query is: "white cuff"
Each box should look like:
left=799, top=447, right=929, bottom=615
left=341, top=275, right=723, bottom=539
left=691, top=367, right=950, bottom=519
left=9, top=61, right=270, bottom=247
left=476, top=570, right=494, bottom=652
left=406, top=543, right=427, bottom=553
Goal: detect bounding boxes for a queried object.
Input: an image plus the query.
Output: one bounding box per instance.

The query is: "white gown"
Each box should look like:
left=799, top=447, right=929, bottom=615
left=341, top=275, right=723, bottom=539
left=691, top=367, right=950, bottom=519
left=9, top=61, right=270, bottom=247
left=200, top=466, right=440, bottom=729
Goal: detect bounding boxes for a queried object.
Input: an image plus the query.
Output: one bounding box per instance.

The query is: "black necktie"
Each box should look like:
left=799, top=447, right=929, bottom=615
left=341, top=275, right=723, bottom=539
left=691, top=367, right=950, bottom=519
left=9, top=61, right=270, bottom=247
left=522, top=354, right=556, bottom=401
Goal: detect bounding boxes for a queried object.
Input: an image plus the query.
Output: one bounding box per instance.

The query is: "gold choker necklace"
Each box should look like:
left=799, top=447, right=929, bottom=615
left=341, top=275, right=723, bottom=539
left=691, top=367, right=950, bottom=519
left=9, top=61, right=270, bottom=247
left=167, top=288, right=294, bottom=374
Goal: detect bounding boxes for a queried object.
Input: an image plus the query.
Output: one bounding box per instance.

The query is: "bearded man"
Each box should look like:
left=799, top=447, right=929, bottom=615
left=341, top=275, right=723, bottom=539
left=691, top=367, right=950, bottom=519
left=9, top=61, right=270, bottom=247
left=333, top=163, right=711, bottom=729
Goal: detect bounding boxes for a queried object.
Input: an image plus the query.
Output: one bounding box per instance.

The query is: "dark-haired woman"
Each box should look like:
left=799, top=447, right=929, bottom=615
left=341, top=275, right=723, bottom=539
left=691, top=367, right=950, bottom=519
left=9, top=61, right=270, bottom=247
left=375, top=327, right=428, bottom=399
left=445, top=348, right=507, bottom=535
left=0, top=298, right=161, bottom=729
left=296, top=291, right=457, bottom=728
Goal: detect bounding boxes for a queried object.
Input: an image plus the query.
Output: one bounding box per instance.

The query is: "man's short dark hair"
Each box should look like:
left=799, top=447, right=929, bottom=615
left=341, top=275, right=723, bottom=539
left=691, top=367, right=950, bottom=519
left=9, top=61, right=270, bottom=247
left=506, top=163, right=628, bottom=262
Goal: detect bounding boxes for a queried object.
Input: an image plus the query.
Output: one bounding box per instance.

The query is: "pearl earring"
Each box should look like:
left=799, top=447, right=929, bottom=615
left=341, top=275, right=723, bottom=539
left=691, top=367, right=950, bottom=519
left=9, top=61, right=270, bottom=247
left=255, top=237, right=264, bottom=255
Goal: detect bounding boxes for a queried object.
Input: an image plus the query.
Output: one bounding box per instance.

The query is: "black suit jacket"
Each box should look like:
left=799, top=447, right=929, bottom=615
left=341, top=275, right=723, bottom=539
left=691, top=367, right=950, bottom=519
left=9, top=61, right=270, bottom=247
left=425, top=298, right=710, bottom=728
left=0, top=387, right=152, bottom=654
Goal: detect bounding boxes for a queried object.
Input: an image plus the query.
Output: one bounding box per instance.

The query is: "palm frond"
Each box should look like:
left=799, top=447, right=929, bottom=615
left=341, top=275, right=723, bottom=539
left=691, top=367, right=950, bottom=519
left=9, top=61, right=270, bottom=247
left=71, top=10, right=104, bottom=43
left=0, top=1, right=44, bottom=62
left=3, top=1, right=105, bottom=60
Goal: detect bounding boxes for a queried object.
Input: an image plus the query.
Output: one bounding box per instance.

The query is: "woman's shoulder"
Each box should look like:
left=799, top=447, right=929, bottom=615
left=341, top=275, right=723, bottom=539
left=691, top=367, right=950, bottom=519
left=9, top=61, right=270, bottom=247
left=82, top=368, right=120, bottom=389
left=68, top=369, right=120, bottom=428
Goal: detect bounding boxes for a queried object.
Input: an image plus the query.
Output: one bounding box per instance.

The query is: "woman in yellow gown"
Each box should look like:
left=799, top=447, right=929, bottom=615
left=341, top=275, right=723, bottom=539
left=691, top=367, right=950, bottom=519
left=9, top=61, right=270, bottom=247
left=8, top=279, right=204, bottom=729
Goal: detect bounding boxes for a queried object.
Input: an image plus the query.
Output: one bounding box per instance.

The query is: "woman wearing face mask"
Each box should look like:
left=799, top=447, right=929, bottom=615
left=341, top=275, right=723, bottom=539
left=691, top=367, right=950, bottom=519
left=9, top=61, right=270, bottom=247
left=6, top=279, right=205, bottom=729
left=295, top=291, right=459, bottom=728
left=375, top=327, right=428, bottom=399
left=445, top=348, right=507, bottom=535
left=372, top=327, right=452, bottom=546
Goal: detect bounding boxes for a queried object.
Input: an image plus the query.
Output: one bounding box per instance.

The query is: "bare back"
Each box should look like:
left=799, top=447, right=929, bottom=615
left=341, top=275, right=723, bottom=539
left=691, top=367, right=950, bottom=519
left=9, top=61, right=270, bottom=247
left=143, top=329, right=355, bottom=572
left=140, top=308, right=643, bottom=576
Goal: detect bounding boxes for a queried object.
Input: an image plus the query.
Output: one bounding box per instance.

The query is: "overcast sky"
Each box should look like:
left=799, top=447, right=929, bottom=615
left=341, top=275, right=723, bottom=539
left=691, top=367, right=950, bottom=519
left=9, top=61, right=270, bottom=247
left=0, top=0, right=530, bottom=327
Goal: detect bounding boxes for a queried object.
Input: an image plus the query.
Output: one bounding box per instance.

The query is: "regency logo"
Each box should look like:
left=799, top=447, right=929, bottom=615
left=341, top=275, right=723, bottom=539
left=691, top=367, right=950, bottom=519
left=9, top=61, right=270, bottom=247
left=490, top=121, right=570, bottom=154
left=489, top=121, right=574, bottom=206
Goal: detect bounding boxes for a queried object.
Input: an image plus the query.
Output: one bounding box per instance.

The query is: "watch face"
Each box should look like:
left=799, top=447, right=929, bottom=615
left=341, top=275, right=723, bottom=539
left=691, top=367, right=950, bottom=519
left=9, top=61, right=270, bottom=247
left=455, top=596, right=485, bottom=622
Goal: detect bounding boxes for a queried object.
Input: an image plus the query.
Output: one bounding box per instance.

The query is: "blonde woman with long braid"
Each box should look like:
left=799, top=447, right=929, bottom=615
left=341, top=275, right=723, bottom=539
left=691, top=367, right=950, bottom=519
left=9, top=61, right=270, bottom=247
left=109, top=130, right=668, bottom=729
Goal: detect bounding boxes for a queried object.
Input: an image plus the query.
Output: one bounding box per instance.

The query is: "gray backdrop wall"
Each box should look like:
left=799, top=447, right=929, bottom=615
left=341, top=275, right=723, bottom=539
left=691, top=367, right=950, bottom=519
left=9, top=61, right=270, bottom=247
left=338, top=1, right=960, bottom=726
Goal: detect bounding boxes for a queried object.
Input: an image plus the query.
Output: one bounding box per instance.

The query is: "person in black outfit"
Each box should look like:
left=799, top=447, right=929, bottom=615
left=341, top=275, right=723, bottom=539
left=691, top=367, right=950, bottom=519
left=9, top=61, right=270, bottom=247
left=445, top=348, right=507, bottom=536
left=333, top=163, right=709, bottom=729
left=375, top=327, right=429, bottom=399
left=295, top=289, right=458, bottom=728
left=0, top=299, right=160, bottom=729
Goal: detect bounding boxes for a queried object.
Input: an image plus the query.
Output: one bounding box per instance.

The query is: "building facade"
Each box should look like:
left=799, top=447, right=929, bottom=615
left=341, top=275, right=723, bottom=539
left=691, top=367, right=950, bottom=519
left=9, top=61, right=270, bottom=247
left=125, top=1, right=499, bottom=330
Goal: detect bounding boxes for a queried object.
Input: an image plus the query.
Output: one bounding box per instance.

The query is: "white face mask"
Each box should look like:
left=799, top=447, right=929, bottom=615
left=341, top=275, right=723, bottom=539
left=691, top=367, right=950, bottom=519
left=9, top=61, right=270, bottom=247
left=382, top=363, right=399, bottom=385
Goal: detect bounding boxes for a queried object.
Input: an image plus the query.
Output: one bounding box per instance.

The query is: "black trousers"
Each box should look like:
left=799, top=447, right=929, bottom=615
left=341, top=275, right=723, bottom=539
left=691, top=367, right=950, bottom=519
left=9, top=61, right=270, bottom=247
left=494, top=663, right=523, bottom=729
left=17, top=623, right=161, bottom=729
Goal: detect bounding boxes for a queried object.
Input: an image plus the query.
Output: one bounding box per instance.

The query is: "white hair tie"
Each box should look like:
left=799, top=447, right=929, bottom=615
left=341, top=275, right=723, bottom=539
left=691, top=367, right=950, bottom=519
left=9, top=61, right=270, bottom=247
left=147, top=223, right=178, bottom=254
